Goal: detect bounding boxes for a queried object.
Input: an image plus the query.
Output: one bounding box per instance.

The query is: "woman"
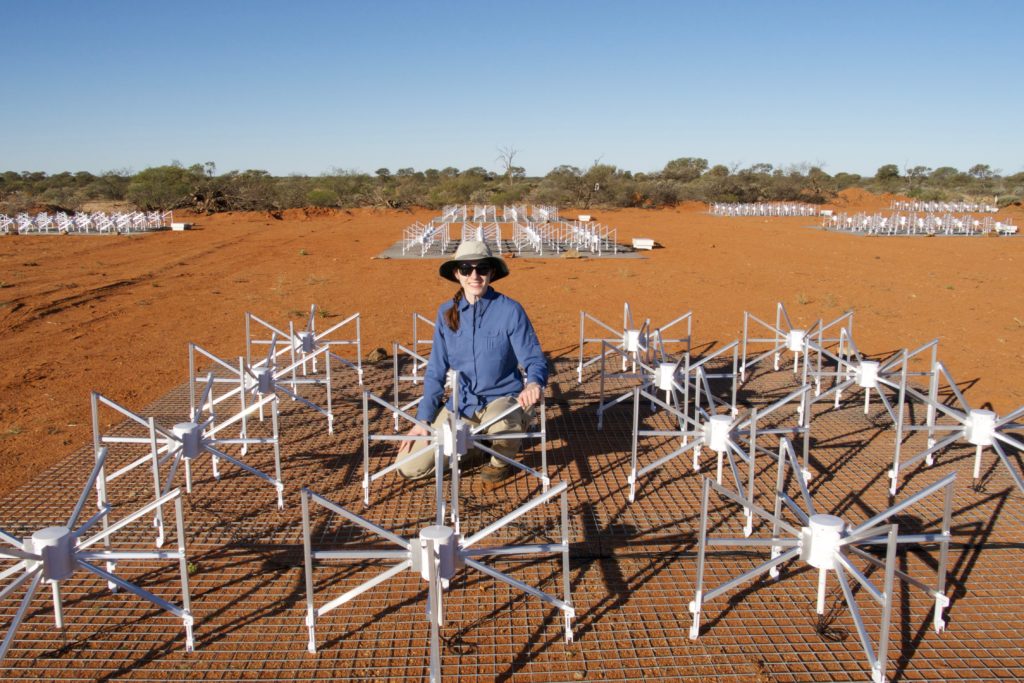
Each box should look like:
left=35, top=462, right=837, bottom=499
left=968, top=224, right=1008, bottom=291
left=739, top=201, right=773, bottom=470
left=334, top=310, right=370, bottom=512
left=396, top=240, right=547, bottom=483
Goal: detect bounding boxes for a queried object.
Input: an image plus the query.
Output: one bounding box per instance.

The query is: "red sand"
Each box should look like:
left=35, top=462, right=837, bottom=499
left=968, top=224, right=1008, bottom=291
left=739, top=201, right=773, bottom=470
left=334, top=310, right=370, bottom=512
left=1, top=191, right=1022, bottom=495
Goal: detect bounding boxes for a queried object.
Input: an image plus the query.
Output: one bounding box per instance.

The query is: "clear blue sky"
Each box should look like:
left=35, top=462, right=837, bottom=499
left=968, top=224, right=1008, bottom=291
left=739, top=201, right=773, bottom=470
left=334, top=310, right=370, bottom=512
left=2, top=0, right=1021, bottom=178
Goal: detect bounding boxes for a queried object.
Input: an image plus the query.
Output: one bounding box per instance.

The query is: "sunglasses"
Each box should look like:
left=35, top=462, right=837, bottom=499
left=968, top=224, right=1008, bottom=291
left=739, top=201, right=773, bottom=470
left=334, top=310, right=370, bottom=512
left=456, top=262, right=493, bottom=277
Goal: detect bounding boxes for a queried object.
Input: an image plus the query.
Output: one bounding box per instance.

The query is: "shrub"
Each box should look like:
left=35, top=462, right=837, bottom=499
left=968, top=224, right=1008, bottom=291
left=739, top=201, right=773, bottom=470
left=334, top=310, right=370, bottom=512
left=306, top=188, right=340, bottom=207
left=126, top=164, right=199, bottom=210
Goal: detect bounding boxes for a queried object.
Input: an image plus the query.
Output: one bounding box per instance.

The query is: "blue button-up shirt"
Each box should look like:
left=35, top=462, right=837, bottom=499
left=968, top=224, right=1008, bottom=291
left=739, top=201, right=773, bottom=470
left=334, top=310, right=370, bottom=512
left=417, top=287, right=547, bottom=422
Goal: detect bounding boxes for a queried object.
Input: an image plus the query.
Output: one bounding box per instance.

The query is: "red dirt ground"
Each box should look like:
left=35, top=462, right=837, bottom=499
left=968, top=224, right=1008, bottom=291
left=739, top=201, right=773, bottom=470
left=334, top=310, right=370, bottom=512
left=1, top=190, right=1022, bottom=496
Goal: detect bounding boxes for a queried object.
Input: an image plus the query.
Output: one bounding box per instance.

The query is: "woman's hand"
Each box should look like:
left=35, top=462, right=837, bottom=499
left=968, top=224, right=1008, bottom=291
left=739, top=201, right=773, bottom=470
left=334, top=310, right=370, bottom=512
left=397, top=424, right=430, bottom=457
left=517, top=382, right=542, bottom=409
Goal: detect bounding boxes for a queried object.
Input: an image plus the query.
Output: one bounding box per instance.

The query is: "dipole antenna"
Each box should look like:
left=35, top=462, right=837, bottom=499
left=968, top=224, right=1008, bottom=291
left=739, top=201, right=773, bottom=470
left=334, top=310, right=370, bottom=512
left=689, top=438, right=954, bottom=683
left=301, top=481, right=573, bottom=682
left=0, top=448, right=194, bottom=660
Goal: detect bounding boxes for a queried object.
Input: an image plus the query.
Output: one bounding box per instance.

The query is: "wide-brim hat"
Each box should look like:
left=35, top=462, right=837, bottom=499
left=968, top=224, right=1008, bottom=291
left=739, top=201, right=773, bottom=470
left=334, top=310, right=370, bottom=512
left=439, top=240, right=510, bottom=283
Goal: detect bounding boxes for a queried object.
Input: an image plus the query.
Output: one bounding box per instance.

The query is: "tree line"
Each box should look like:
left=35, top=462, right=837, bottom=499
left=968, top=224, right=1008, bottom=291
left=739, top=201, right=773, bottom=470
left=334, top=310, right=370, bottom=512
left=1, top=159, right=1021, bottom=214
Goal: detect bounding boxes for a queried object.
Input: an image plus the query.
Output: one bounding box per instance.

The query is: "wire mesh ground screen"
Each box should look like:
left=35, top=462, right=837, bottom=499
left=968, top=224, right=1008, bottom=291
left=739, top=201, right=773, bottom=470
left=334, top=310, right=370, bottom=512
left=1, top=354, right=1023, bottom=682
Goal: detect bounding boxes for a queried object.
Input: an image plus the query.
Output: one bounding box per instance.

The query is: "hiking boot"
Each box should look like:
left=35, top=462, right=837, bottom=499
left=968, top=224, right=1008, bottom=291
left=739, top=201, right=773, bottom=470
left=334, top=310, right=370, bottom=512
left=479, top=462, right=512, bottom=484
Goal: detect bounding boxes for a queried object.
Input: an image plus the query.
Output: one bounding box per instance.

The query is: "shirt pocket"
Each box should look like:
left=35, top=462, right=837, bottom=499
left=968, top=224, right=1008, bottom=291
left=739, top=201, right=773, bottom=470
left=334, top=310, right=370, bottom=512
left=482, top=328, right=508, bottom=353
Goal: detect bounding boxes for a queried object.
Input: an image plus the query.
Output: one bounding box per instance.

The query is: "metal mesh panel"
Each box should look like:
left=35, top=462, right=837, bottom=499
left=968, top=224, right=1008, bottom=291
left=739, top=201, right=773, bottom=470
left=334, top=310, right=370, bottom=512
left=1, top=358, right=1022, bottom=680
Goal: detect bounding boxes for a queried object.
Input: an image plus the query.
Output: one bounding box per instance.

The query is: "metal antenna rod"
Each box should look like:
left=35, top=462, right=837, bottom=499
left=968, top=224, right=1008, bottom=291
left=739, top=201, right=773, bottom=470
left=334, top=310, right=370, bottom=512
left=689, top=437, right=955, bottom=683
left=0, top=449, right=194, bottom=660
left=301, top=482, right=574, bottom=681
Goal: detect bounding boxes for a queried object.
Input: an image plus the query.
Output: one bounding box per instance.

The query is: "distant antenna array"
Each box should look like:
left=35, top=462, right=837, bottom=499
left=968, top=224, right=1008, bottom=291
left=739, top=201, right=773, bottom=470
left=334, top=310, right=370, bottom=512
left=689, top=439, right=954, bottom=683
left=531, top=205, right=558, bottom=222
left=440, top=204, right=558, bottom=223
left=401, top=205, right=621, bottom=256
left=3, top=211, right=172, bottom=235
left=402, top=221, right=452, bottom=256
left=460, top=221, right=503, bottom=250
left=562, top=220, right=619, bottom=254
left=511, top=221, right=557, bottom=255
left=472, top=205, right=498, bottom=222
left=823, top=212, right=1017, bottom=236
left=0, top=448, right=194, bottom=658
left=512, top=220, right=619, bottom=255
left=502, top=204, right=529, bottom=222
left=892, top=199, right=997, bottom=213
left=440, top=205, right=466, bottom=222
left=710, top=202, right=821, bottom=217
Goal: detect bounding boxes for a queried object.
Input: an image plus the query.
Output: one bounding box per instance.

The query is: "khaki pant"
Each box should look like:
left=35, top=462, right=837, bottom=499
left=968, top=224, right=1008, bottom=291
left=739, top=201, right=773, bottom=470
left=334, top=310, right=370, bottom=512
left=397, top=396, right=533, bottom=479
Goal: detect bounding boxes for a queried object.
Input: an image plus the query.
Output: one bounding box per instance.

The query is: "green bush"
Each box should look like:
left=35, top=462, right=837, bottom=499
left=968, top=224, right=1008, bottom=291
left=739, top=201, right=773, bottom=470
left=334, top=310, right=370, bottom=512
left=126, top=164, right=199, bottom=210
left=2, top=157, right=1018, bottom=214
left=306, top=188, right=340, bottom=207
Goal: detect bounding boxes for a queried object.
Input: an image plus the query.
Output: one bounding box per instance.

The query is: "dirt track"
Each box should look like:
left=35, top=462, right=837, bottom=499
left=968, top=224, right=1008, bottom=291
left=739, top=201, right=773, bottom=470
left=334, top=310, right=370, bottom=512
left=1, top=191, right=1022, bottom=495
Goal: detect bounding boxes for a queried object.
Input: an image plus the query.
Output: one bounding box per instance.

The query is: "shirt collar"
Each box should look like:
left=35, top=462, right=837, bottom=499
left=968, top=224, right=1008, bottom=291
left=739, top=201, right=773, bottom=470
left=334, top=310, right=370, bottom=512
left=458, top=286, right=496, bottom=311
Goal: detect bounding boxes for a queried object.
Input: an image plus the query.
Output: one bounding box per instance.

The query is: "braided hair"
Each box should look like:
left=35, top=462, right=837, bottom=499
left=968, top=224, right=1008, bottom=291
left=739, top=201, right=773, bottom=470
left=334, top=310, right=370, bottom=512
left=444, top=288, right=464, bottom=331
